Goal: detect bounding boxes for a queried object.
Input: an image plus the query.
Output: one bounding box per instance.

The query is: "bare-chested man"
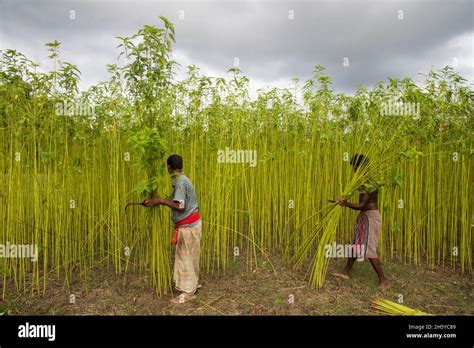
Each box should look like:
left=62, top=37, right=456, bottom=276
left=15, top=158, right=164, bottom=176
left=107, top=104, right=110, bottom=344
left=331, top=154, right=389, bottom=290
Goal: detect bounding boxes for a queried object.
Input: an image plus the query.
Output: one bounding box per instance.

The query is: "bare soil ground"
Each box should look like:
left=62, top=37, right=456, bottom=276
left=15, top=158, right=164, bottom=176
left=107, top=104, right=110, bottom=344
left=1, top=255, right=473, bottom=315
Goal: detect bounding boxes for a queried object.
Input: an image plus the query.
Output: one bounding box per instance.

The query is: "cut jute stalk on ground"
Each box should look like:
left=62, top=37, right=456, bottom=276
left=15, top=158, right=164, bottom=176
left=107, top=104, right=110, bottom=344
left=371, top=298, right=432, bottom=316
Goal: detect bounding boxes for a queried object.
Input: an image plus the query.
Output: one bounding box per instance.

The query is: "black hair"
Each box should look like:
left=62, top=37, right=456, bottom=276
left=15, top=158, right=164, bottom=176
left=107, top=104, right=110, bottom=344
left=167, top=154, right=183, bottom=170
left=350, top=154, right=369, bottom=168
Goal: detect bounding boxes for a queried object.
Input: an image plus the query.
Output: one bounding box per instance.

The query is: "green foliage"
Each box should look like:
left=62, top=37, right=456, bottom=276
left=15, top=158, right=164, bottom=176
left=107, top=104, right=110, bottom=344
left=129, top=127, right=167, bottom=196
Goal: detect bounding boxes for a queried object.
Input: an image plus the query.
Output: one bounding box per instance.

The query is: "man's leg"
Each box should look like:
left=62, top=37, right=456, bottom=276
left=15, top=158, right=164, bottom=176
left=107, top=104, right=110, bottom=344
left=368, top=258, right=389, bottom=290
left=332, top=213, right=363, bottom=280
left=171, top=223, right=201, bottom=304
left=331, top=257, right=356, bottom=279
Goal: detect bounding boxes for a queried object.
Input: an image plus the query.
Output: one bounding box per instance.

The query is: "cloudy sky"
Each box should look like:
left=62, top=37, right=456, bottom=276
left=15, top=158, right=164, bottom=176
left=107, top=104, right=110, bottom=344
left=1, top=0, right=472, bottom=95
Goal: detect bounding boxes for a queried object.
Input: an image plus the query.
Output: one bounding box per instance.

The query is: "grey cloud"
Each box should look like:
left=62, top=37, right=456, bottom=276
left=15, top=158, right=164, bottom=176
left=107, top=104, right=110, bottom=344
left=1, top=0, right=472, bottom=93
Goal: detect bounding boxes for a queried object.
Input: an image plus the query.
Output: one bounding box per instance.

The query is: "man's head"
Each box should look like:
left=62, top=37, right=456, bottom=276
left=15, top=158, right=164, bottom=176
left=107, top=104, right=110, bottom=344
left=167, top=154, right=183, bottom=174
left=350, top=154, right=369, bottom=172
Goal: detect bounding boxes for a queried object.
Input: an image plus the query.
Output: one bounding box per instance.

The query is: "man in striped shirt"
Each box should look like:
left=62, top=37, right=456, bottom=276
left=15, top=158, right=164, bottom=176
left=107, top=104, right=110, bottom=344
left=144, top=154, right=202, bottom=303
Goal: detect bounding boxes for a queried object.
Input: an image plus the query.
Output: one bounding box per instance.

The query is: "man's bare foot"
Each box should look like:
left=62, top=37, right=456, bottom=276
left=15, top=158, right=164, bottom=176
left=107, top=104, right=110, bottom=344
left=330, top=272, right=350, bottom=280
left=170, top=292, right=196, bottom=304
left=378, top=282, right=390, bottom=291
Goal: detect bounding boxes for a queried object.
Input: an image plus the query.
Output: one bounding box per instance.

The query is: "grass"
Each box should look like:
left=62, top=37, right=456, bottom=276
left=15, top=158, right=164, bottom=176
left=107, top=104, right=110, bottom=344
left=2, top=254, right=472, bottom=316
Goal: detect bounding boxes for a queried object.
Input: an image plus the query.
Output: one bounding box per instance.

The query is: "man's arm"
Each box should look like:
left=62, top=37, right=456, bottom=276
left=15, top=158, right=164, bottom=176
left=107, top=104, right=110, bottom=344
left=144, top=178, right=187, bottom=211
left=337, top=192, right=369, bottom=211
left=143, top=196, right=185, bottom=211
left=160, top=197, right=185, bottom=211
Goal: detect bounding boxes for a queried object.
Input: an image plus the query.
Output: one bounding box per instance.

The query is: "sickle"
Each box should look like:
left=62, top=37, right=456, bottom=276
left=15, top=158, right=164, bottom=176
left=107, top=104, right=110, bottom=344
left=124, top=202, right=146, bottom=214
